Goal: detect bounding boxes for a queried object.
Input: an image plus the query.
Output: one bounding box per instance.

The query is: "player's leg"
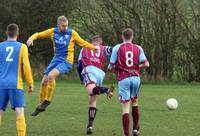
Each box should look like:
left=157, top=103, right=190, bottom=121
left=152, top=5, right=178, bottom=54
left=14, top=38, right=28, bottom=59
left=122, top=102, right=131, bottom=136
left=9, top=89, right=26, bottom=136
left=83, top=70, right=100, bottom=134
left=15, top=108, right=26, bottom=136
left=44, top=61, right=72, bottom=103
left=86, top=84, right=98, bottom=134
left=0, top=89, right=9, bottom=127
left=130, top=76, right=141, bottom=136
left=31, top=75, right=51, bottom=116
left=32, top=59, right=58, bottom=116
left=83, top=68, right=114, bottom=97
left=39, top=75, right=48, bottom=104
left=0, top=110, right=3, bottom=127
left=119, top=78, right=131, bottom=136
left=131, top=98, right=139, bottom=136
left=45, top=68, right=59, bottom=102
left=35, top=68, right=58, bottom=113
left=91, top=85, right=114, bottom=98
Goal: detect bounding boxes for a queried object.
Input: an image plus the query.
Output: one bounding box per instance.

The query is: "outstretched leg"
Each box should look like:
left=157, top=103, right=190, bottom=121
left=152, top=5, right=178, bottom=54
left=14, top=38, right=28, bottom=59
left=32, top=69, right=59, bottom=116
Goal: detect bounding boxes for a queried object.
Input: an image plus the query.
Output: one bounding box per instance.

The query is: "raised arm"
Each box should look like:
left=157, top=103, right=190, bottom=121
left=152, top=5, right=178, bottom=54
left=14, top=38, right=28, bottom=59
left=27, top=28, right=54, bottom=47
left=72, top=30, right=97, bottom=51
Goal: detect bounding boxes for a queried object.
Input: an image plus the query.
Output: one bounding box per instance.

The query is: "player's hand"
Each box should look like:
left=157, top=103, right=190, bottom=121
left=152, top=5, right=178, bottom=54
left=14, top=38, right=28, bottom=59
left=28, top=87, right=33, bottom=93
left=26, top=39, right=33, bottom=47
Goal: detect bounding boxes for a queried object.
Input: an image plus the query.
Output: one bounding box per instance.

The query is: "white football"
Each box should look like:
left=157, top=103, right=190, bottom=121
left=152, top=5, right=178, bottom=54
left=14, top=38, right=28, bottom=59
left=166, top=98, right=178, bottom=110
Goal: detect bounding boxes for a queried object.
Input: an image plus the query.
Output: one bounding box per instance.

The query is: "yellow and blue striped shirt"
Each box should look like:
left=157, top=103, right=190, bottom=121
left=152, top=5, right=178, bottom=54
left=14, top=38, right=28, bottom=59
left=29, top=27, right=96, bottom=64
left=0, top=40, right=33, bottom=89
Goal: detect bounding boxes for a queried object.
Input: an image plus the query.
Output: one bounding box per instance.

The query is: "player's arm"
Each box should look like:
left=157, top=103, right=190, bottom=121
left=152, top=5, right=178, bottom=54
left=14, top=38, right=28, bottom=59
left=21, top=44, right=34, bottom=91
left=138, top=46, right=150, bottom=69
left=27, top=28, right=54, bottom=46
left=108, top=45, right=120, bottom=71
left=77, top=49, right=84, bottom=84
left=72, top=30, right=97, bottom=51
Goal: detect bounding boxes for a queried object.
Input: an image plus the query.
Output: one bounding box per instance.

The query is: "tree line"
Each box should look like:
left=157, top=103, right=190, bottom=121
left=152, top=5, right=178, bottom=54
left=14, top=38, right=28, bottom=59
left=0, top=0, right=199, bottom=82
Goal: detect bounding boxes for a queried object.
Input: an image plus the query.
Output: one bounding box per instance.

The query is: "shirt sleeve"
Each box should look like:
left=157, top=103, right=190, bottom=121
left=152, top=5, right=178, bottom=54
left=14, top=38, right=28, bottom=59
left=104, top=46, right=112, bottom=56
left=109, top=44, right=120, bottom=65
left=29, top=28, right=54, bottom=41
left=21, top=44, right=34, bottom=88
left=138, top=46, right=147, bottom=63
left=72, top=30, right=96, bottom=50
left=78, top=49, right=83, bottom=60
left=77, top=60, right=84, bottom=82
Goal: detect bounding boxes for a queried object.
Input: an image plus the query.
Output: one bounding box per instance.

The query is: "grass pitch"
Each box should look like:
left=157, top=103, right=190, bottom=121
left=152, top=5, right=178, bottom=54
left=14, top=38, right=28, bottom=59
left=0, top=81, right=200, bottom=136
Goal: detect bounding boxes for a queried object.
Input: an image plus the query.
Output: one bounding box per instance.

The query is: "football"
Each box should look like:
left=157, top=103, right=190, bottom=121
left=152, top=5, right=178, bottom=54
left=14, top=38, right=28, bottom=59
left=166, top=98, right=178, bottom=110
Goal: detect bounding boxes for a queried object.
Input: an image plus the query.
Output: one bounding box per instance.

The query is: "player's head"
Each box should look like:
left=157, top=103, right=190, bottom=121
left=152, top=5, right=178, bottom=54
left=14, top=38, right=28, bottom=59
left=91, top=35, right=103, bottom=46
left=6, top=23, right=19, bottom=39
left=121, top=28, right=134, bottom=42
left=57, top=15, right=68, bottom=32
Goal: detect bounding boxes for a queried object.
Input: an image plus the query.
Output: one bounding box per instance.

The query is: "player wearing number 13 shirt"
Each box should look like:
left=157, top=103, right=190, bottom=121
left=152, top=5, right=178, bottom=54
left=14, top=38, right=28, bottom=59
left=108, top=28, right=149, bottom=136
left=77, top=35, right=115, bottom=134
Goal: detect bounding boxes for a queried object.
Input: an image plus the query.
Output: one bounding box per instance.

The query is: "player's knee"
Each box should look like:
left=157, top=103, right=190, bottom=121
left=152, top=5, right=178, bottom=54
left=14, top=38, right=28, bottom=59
left=86, top=84, right=96, bottom=95
left=41, top=78, right=48, bottom=86
left=15, top=108, right=24, bottom=117
left=132, top=98, right=138, bottom=106
left=48, top=74, right=54, bottom=81
left=122, top=102, right=130, bottom=114
left=0, top=110, right=3, bottom=116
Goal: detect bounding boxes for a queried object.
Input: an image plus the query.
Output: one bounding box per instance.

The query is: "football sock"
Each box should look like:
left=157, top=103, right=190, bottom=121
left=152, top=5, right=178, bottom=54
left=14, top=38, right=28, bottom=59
left=39, top=84, right=48, bottom=104
left=92, top=86, right=108, bottom=95
left=132, top=106, right=139, bottom=130
left=45, top=79, right=56, bottom=101
left=88, top=107, right=97, bottom=127
left=122, top=113, right=130, bottom=136
left=16, top=115, right=26, bottom=136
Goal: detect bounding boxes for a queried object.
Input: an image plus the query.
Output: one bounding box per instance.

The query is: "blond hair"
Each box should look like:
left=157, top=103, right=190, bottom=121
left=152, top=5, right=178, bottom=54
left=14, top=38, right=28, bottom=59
left=57, top=15, right=68, bottom=25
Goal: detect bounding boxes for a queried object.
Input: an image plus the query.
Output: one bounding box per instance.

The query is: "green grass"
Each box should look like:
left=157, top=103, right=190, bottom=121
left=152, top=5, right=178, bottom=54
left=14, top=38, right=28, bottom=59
left=0, top=81, right=200, bottom=136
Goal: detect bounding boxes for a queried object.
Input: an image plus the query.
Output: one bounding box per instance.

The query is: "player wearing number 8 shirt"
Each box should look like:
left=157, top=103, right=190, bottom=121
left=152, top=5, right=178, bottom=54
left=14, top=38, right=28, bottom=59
left=77, top=35, right=114, bottom=134
left=108, top=28, right=149, bottom=136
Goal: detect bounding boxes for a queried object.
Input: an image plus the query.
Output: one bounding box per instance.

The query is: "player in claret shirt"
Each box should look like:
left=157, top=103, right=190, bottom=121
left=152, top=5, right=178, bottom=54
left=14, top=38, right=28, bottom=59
left=0, top=24, right=34, bottom=136
left=26, top=15, right=98, bottom=116
left=77, top=35, right=114, bottom=134
left=108, top=28, right=149, bottom=136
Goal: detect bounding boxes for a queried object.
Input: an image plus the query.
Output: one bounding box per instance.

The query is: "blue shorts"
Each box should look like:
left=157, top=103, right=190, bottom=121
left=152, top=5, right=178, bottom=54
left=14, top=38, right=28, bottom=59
left=0, top=89, right=24, bottom=111
left=44, top=57, right=72, bottom=75
left=82, top=66, right=105, bottom=86
left=118, top=76, right=141, bottom=103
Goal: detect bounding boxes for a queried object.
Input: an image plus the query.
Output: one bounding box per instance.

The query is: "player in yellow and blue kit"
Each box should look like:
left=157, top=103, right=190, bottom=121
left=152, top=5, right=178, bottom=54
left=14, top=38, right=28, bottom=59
left=0, top=24, right=34, bottom=136
left=26, top=16, right=98, bottom=116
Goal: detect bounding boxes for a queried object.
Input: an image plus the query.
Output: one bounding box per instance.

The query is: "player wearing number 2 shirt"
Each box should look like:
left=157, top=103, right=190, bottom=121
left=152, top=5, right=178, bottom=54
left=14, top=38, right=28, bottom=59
left=77, top=35, right=114, bottom=134
left=108, top=28, right=149, bottom=136
left=0, top=24, right=33, bottom=136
